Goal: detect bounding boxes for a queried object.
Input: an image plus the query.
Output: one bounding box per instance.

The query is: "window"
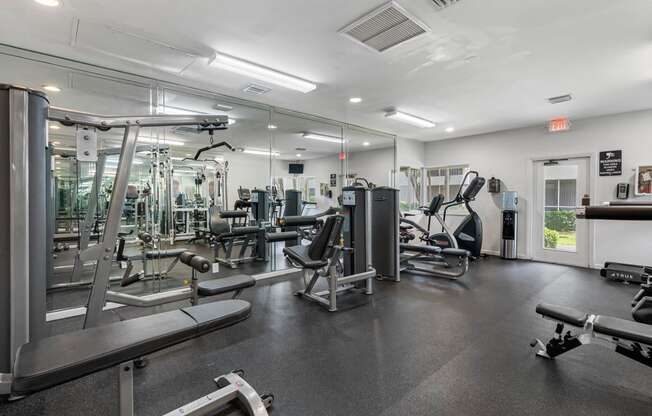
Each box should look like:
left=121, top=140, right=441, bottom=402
left=425, top=164, right=470, bottom=214
left=544, top=179, right=577, bottom=211
left=398, top=167, right=421, bottom=212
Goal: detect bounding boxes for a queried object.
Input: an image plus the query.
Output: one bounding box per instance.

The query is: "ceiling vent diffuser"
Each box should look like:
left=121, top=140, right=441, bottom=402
left=431, top=0, right=461, bottom=10
left=243, top=84, right=271, bottom=95
left=339, top=1, right=430, bottom=53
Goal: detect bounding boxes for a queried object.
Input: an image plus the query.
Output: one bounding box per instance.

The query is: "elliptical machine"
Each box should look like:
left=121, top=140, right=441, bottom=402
left=428, top=171, right=485, bottom=259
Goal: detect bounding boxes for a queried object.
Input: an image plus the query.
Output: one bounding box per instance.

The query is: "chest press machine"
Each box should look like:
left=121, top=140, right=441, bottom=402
left=0, top=85, right=271, bottom=414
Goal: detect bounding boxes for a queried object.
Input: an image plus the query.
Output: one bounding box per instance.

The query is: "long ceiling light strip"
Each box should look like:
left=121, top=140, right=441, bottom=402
left=302, top=132, right=344, bottom=144
left=210, top=52, right=317, bottom=93
left=385, top=110, right=436, bottom=128
left=243, top=149, right=281, bottom=157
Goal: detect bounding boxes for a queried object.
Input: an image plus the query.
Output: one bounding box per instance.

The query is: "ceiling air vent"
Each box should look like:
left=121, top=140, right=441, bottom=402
left=431, top=0, right=461, bottom=10
left=243, top=84, right=271, bottom=95
left=548, top=94, right=572, bottom=104
left=339, top=1, right=430, bottom=53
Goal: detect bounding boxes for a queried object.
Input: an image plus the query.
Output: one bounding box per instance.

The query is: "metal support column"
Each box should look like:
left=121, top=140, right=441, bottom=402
left=84, top=124, right=140, bottom=328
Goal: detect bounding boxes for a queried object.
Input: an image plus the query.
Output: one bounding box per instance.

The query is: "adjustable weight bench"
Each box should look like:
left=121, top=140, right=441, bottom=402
left=531, top=302, right=652, bottom=368
left=2, top=300, right=273, bottom=415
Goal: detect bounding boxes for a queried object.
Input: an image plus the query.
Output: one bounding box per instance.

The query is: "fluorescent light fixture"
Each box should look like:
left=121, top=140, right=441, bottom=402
left=349, top=97, right=362, bottom=103
left=209, top=51, right=317, bottom=93
left=137, top=137, right=185, bottom=146
left=243, top=149, right=280, bottom=157
left=228, top=118, right=236, bottom=125
left=34, top=0, right=60, bottom=7
left=171, top=157, right=184, bottom=161
left=296, top=153, right=302, bottom=158
left=362, top=141, right=370, bottom=146
left=267, top=124, right=278, bottom=130
left=445, top=127, right=455, bottom=133
left=42, top=84, right=61, bottom=92
left=385, top=111, right=436, bottom=128
left=49, top=124, right=60, bottom=130
left=214, top=103, right=233, bottom=111
left=52, top=141, right=61, bottom=145
left=302, top=132, right=343, bottom=144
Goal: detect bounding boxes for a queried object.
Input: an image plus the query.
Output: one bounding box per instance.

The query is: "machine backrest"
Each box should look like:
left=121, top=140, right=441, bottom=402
left=208, top=206, right=231, bottom=236
left=308, top=215, right=344, bottom=260
left=424, top=194, right=444, bottom=216
left=462, top=177, right=486, bottom=201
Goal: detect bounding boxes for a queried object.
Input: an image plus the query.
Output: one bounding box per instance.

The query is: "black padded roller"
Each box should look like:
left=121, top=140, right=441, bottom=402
left=189, top=255, right=211, bottom=273
left=179, top=251, right=196, bottom=266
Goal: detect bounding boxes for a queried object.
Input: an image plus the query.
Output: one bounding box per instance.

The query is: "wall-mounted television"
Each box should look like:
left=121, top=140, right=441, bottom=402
left=289, top=163, right=304, bottom=175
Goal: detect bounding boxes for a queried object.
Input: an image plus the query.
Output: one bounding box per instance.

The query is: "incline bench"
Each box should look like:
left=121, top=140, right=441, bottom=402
left=1, top=300, right=273, bottom=415
left=531, top=302, right=652, bottom=368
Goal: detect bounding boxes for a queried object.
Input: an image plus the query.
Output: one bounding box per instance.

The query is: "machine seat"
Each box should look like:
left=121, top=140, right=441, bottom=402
left=283, top=245, right=328, bottom=269
left=594, top=315, right=652, bottom=346
left=218, top=210, right=249, bottom=219
left=214, top=226, right=260, bottom=240
left=197, top=275, right=256, bottom=296
left=441, top=248, right=471, bottom=257
left=400, top=243, right=442, bottom=255
left=266, top=231, right=299, bottom=242
left=12, top=301, right=251, bottom=396
left=535, top=303, right=589, bottom=327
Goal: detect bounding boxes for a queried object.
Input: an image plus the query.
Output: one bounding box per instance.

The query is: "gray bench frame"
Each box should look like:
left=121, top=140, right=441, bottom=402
left=532, top=304, right=652, bottom=368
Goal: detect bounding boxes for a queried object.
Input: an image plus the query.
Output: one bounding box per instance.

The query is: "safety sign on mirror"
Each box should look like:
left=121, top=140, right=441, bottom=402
left=76, top=129, right=98, bottom=162
left=342, top=190, right=356, bottom=206
left=212, top=262, right=220, bottom=274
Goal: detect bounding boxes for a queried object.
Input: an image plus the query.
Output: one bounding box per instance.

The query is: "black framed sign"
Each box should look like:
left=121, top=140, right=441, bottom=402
left=599, top=150, right=622, bottom=176
left=330, top=174, right=337, bottom=187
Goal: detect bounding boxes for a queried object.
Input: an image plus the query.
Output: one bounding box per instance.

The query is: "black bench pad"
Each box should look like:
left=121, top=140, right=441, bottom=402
left=400, top=244, right=442, bottom=255
left=283, top=245, right=328, bottom=269
left=12, top=300, right=251, bottom=395
left=142, top=248, right=187, bottom=260
left=594, top=315, right=652, bottom=346
left=198, top=275, right=255, bottom=296
left=266, top=231, right=299, bottom=242
left=442, top=248, right=471, bottom=257
left=536, top=303, right=588, bottom=327
left=216, top=226, right=261, bottom=239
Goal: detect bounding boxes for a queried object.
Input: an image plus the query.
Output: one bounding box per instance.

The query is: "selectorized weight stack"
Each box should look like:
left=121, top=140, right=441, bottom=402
left=371, top=187, right=400, bottom=281
left=342, top=186, right=371, bottom=278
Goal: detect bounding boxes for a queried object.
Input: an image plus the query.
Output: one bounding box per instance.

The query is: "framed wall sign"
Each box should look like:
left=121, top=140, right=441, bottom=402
left=636, top=165, right=652, bottom=195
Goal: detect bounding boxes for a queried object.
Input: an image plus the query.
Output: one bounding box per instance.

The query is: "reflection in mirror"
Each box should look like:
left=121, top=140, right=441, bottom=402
left=343, top=126, right=396, bottom=189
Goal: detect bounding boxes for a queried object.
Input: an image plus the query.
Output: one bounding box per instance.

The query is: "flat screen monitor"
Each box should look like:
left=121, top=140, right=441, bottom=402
left=289, top=163, right=304, bottom=175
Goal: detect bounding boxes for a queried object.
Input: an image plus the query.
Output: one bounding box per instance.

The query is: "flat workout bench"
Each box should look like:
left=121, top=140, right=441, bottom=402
left=532, top=302, right=652, bottom=369
left=4, top=301, right=273, bottom=415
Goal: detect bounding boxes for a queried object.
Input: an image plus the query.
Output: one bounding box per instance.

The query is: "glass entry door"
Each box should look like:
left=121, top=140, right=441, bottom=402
left=532, top=157, right=589, bottom=266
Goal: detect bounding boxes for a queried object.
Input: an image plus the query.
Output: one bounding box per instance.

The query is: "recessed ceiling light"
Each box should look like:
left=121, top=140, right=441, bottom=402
left=42, top=85, right=61, bottom=92
left=349, top=97, right=362, bottom=103
left=267, top=124, right=278, bottom=130
left=49, top=124, right=60, bottom=130
left=34, top=0, right=61, bottom=7
left=363, top=141, right=370, bottom=146
left=445, top=127, right=455, bottom=133
left=385, top=111, right=436, bottom=128
left=185, top=153, right=192, bottom=157
left=296, top=153, right=302, bottom=158
left=303, top=132, right=344, bottom=144
left=209, top=51, right=317, bottom=93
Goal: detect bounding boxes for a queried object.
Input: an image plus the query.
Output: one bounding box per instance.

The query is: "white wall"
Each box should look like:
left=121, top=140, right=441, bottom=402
left=397, top=138, right=425, bottom=168
left=424, top=109, right=652, bottom=267
left=346, top=147, right=395, bottom=187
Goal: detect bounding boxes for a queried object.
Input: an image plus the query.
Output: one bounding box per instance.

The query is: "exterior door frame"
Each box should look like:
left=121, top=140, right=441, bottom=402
left=526, top=152, right=597, bottom=267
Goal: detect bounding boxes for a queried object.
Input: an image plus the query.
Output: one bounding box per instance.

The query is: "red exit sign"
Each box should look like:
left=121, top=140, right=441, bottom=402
left=548, top=117, right=571, bottom=132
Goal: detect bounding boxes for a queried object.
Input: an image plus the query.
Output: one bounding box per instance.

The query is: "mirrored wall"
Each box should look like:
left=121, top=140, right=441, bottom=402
left=0, top=47, right=395, bottom=318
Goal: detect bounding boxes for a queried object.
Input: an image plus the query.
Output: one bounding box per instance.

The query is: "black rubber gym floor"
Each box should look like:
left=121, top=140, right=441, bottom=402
left=3, top=256, right=652, bottom=415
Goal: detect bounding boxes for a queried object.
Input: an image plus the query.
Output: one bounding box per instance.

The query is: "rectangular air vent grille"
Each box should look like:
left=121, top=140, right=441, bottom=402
left=243, top=84, right=271, bottom=95
left=431, top=0, right=461, bottom=10
left=340, top=1, right=430, bottom=53
left=548, top=94, right=572, bottom=104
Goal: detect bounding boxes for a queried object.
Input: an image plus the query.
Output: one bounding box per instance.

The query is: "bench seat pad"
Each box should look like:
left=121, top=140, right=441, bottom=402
left=400, top=244, right=442, bottom=255
left=143, top=248, right=187, bottom=259
left=283, top=245, right=328, bottom=269
left=198, top=275, right=255, bottom=296
left=594, top=315, right=652, bottom=346
left=266, top=231, right=299, bottom=242
left=12, top=300, right=251, bottom=396
left=535, top=303, right=588, bottom=327
left=441, top=248, right=471, bottom=257
left=219, top=210, right=249, bottom=219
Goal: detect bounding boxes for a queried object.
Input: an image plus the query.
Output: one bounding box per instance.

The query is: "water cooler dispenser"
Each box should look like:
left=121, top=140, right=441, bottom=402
left=500, top=192, right=518, bottom=260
